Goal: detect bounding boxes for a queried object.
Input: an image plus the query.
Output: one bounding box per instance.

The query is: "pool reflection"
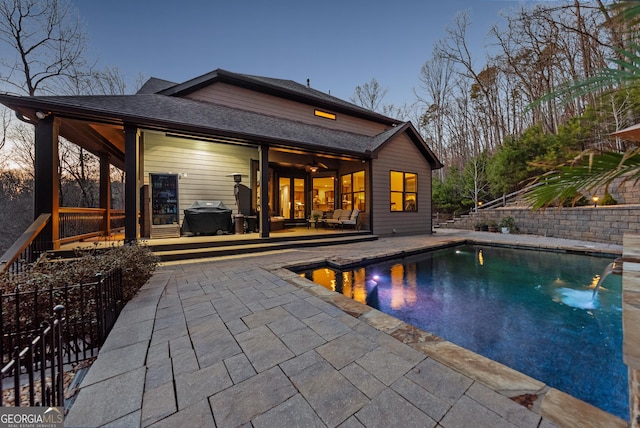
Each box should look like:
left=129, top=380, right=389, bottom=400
left=302, top=262, right=420, bottom=310
left=304, top=267, right=369, bottom=304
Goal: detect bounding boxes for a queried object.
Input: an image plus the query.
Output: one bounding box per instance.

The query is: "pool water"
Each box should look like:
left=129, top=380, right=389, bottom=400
left=300, top=244, right=627, bottom=420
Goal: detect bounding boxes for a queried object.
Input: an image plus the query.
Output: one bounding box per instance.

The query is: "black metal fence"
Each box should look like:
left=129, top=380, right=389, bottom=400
left=0, top=306, right=65, bottom=407
left=0, top=268, right=123, bottom=368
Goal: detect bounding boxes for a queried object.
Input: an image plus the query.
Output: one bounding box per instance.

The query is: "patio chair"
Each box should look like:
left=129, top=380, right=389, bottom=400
left=324, top=209, right=342, bottom=227
left=325, top=209, right=351, bottom=227
left=340, top=209, right=360, bottom=230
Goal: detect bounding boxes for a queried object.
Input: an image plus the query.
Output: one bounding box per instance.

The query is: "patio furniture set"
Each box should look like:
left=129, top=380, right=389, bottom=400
left=307, top=209, right=360, bottom=230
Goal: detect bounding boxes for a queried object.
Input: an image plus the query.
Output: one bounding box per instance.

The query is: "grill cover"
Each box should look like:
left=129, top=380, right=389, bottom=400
left=181, top=200, right=232, bottom=235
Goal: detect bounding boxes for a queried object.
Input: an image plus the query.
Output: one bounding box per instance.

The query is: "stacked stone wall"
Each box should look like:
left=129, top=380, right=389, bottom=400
left=443, top=205, right=640, bottom=246
left=608, top=179, right=640, bottom=205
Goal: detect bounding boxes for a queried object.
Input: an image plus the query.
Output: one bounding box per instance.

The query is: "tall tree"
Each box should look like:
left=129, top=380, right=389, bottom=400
left=526, top=1, right=640, bottom=208
left=0, top=0, right=134, bottom=223
left=435, top=10, right=505, bottom=152
left=350, top=78, right=388, bottom=112
left=0, top=0, right=89, bottom=96
left=415, top=54, right=455, bottom=179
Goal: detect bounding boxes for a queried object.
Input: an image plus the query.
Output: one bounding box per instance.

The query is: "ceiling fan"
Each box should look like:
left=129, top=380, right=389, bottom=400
left=305, top=160, right=328, bottom=173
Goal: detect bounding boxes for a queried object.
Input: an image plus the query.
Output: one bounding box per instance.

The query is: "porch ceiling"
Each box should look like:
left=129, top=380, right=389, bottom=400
left=12, top=104, right=126, bottom=170
left=65, top=119, right=125, bottom=168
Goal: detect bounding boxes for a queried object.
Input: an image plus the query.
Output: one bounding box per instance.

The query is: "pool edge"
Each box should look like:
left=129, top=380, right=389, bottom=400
left=274, top=238, right=628, bottom=428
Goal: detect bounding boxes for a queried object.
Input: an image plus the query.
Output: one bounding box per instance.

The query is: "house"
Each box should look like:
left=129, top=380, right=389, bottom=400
left=0, top=69, right=442, bottom=248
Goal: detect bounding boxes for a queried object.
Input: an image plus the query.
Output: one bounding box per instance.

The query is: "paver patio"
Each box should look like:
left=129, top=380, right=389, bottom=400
left=64, top=230, right=627, bottom=428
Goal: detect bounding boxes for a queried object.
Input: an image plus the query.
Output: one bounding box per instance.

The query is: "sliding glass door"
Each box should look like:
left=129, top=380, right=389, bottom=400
left=278, top=177, right=305, bottom=219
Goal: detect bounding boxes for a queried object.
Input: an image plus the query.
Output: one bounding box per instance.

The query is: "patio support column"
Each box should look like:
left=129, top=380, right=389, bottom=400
left=259, top=144, right=269, bottom=238
left=34, top=114, right=60, bottom=250
left=99, top=153, right=111, bottom=237
left=124, top=124, right=140, bottom=243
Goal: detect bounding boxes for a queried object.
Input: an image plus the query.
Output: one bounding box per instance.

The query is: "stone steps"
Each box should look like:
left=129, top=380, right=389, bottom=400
left=153, top=234, right=379, bottom=262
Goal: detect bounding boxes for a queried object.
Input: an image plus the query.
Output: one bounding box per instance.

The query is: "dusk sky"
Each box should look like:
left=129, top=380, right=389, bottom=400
left=75, top=1, right=530, bottom=108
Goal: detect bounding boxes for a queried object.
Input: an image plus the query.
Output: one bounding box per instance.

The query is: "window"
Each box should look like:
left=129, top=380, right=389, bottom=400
left=314, top=109, right=336, bottom=120
left=390, top=171, right=417, bottom=212
left=312, top=177, right=334, bottom=211
left=340, top=171, right=365, bottom=211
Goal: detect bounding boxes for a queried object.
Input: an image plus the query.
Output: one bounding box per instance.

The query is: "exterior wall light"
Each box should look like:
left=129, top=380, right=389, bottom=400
left=35, top=111, right=48, bottom=119
left=592, top=196, right=599, bottom=207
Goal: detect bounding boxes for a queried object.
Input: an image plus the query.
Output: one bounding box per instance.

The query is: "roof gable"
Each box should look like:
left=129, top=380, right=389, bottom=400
left=136, top=77, right=177, bottom=94
left=371, top=122, right=443, bottom=170
left=158, top=68, right=400, bottom=126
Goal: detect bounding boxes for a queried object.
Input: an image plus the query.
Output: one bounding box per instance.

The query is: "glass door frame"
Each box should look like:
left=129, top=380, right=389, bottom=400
left=273, top=168, right=307, bottom=222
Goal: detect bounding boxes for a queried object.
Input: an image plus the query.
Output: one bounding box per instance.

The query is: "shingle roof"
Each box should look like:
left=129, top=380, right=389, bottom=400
left=25, top=93, right=377, bottom=156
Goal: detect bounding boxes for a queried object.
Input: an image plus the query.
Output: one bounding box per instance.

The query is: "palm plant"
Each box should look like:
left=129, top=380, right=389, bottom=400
left=526, top=2, right=640, bottom=208
left=526, top=148, right=640, bottom=208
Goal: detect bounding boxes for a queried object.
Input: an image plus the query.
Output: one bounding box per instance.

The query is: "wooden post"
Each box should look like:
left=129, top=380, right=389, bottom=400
left=100, top=153, right=112, bottom=237
left=34, top=115, right=60, bottom=250
left=124, top=125, right=140, bottom=243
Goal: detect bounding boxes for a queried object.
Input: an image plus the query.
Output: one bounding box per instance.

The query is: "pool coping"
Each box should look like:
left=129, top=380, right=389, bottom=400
left=272, top=237, right=628, bottom=428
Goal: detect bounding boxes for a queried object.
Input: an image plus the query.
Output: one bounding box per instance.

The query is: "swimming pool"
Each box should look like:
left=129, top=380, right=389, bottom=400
left=298, top=244, right=627, bottom=420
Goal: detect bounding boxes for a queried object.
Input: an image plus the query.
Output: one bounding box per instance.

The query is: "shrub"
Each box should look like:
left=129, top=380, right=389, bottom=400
left=0, top=243, right=159, bottom=328
left=499, top=216, right=517, bottom=233
left=600, top=192, right=617, bottom=206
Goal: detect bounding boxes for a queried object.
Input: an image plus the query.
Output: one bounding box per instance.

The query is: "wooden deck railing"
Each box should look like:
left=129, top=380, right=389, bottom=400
left=0, top=214, right=51, bottom=275
left=1, top=209, right=125, bottom=274
left=59, top=208, right=125, bottom=244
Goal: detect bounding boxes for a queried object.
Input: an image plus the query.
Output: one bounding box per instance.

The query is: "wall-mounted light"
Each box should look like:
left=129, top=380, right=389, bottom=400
left=592, top=196, right=599, bottom=207
left=35, top=111, right=48, bottom=119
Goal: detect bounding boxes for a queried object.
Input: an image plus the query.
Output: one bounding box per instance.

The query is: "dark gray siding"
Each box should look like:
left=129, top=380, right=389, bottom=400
left=185, top=83, right=389, bottom=136
left=371, top=133, right=433, bottom=236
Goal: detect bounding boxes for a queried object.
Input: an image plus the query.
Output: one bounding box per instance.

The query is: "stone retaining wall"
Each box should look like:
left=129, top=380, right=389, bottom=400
left=442, top=205, right=640, bottom=246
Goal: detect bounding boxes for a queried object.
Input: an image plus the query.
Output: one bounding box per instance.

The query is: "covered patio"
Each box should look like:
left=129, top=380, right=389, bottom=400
left=0, top=69, right=441, bottom=273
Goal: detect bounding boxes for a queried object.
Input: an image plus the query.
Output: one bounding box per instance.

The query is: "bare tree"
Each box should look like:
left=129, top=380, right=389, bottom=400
left=435, top=10, right=506, bottom=151
left=0, top=0, right=89, bottom=96
left=415, top=54, right=455, bottom=179
left=380, top=102, right=415, bottom=121
left=7, top=121, right=35, bottom=176
left=62, top=64, right=128, bottom=96
left=0, top=168, right=32, bottom=253
left=0, top=107, right=9, bottom=155
left=350, top=78, right=389, bottom=112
